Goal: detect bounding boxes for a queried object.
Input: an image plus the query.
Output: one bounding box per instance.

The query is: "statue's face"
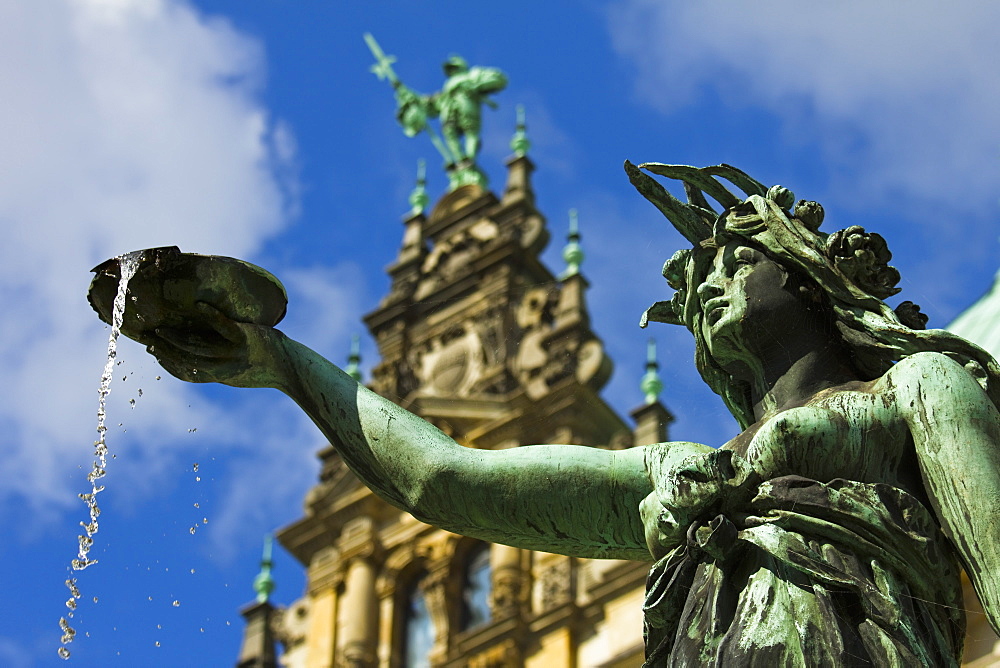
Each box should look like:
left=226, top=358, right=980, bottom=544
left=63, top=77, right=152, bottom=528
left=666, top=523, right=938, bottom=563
left=696, top=239, right=805, bottom=370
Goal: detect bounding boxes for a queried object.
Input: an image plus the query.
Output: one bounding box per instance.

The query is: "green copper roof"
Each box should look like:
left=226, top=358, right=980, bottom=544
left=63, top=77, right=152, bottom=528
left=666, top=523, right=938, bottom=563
left=409, top=159, right=429, bottom=217
left=252, top=535, right=275, bottom=604
left=948, top=268, right=1000, bottom=361
left=345, top=334, right=362, bottom=382
left=560, top=209, right=584, bottom=279
left=640, top=338, right=663, bottom=404
left=510, top=104, right=530, bottom=158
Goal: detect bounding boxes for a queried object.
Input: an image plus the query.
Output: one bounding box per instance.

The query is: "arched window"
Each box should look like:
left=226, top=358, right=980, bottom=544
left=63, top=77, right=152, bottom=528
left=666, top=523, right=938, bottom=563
left=460, top=544, right=492, bottom=631
left=402, top=573, right=434, bottom=667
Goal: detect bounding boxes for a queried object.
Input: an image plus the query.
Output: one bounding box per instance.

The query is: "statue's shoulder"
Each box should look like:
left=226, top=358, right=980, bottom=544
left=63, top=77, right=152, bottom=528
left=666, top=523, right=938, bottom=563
left=888, top=350, right=965, bottom=379
left=883, top=351, right=988, bottom=408
left=468, top=66, right=508, bottom=89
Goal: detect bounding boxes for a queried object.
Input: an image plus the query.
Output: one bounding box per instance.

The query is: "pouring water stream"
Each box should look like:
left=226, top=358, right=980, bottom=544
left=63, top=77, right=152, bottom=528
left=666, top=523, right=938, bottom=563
left=59, top=251, right=143, bottom=660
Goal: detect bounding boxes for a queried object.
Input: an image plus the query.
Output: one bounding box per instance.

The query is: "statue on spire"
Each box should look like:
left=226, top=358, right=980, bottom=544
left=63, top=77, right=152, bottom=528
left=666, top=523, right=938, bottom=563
left=364, top=33, right=508, bottom=190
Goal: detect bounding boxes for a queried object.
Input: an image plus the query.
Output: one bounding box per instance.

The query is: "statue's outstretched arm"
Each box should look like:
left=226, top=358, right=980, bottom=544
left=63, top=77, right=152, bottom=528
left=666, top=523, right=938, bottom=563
left=280, top=335, right=653, bottom=560
left=894, top=352, right=1000, bottom=634
left=148, top=313, right=654, bottom=561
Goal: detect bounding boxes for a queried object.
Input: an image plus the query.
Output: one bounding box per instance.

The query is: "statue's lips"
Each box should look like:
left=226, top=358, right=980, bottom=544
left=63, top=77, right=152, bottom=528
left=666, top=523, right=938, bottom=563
left=703, top=298, right=728, bottom=324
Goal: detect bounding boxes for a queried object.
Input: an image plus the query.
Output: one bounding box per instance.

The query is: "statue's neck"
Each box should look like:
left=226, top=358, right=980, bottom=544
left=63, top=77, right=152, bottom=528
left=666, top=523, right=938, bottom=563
left=749, top=336, right=859, bottom=422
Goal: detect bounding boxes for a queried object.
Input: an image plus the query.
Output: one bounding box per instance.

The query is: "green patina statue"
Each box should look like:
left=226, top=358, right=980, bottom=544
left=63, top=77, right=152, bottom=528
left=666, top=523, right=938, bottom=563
left=90, top=163, right=1000, bottom=666
left=365, top=33, right=507, bottom=190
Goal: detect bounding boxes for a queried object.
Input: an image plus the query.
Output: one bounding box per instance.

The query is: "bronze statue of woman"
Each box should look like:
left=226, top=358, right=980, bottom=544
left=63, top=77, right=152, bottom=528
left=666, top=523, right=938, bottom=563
left=95, top=162, right=1000, bottom=666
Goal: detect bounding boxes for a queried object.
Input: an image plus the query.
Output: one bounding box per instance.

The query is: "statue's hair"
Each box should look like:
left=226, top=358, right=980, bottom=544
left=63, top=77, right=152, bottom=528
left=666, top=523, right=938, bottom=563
left=628, top=161, right=1000, bottom=429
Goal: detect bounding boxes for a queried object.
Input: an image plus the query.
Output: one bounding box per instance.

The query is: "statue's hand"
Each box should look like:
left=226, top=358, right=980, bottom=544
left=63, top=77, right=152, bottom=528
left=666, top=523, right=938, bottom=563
left=139, top=301, right=286, bottom=389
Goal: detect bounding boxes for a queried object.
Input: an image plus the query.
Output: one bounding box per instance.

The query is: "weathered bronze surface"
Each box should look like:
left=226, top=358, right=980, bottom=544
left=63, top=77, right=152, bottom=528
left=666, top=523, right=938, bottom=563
left=90, top=164, right=1000, bottom=666
left=364, top=33, right=507, bottom=190
left=89, top=246, right=286, bottom=354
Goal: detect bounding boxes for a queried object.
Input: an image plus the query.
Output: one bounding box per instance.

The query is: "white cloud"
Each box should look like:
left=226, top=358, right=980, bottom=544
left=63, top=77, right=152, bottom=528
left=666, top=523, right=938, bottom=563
left=279, top=262, right=370, bottom=360
left=608, top=1, right=1000, bottom=214
left=0, top=0, right=300, bottom=522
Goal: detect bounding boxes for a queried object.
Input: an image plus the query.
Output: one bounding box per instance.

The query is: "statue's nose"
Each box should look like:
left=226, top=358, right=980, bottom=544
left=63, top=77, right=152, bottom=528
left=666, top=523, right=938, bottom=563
left=697, top=281, right=723, bottom=303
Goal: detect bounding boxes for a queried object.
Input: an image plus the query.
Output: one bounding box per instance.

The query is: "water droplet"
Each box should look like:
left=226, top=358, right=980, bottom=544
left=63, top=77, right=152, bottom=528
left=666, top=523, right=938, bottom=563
left=156, top=624, right=162, bottom=629
left=193, top=503, right=199, bottom=508
left=188, top=428, right=197, bottom=433
left=138, top=388, right=143, bottom=397
left=148, top=596, right=153, bottom=601
left=202, top=518, right=208, bottom=524
left=59, top=617, right=76, bottom=644
left=58, top=647, right=70, bottom=659
left=189, top=526, right=197, bottom=535
left=172, top=600, right=180, bottom=607
left=93, top=596, right=99, bottom=603
left=156, top=375, right=161, bottom=380
left=155, top=641, right=161, bottom=647
left=195, top=476, right=201, bottom=482
left=226, top=621, right=231, bottom=626
left=199, top=627, right=205, bottom=633
left=65, top=598, right=77, bottom=610
left=129, top=398, right=136, bottom=408
left=192, top=463, right=199, bottom=472
left=190, top=568, right=196, bottom=574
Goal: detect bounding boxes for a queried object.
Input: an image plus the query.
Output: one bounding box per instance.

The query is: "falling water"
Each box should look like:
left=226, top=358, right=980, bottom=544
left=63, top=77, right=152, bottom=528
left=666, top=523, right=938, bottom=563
left=59, top=251, right=142, bottom=660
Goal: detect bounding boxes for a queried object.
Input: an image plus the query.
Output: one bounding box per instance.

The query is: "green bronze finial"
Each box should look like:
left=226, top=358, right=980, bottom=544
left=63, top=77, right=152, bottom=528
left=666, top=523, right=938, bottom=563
left=561, top=209, right=584, bottom=279
left=252, top=535, right=276, bottom=604
left=364, top=33, right=507, bottom=192
left=510, top=104, right=530, bottom=158
left=640, top=338, right=664, bottom=405
left=409, top=159, right=429, bottom=216
left=345, top=335, right=362, bottom=382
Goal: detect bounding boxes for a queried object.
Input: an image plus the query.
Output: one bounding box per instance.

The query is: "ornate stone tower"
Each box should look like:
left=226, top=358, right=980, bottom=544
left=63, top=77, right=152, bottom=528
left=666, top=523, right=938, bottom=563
left=264, top=127, right=672, bottom=666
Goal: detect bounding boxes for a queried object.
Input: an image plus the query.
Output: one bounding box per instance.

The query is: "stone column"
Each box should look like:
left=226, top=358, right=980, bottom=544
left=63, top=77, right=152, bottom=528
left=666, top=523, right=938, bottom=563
left=502, top=154, right=535, bottom=205
left=421, top=560, right=453, bottom=665
left=338, top=556, right=379, bottom=667
left=235, top=600, right=277, bottom=668
left=490, top=544, right=524, bottom=617
left=336, top=517, right=382, bottom=667
left=303, top=546, right=344, bottom=668
left=630, top=401, right=674, bottom=446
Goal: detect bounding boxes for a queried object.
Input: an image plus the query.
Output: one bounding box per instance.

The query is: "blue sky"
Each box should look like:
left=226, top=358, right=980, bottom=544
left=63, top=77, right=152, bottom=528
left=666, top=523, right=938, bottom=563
left=3, top=1, right=999, bottom=665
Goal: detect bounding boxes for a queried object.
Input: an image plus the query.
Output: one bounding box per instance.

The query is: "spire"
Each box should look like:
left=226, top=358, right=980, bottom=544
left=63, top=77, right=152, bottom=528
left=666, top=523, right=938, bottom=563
left=560, top=209, right=584, bottom=279
left=345, top=335, right=362, bottom=382
left=408, top=159, right=429, bottom=217
left=503, top=105, right=535, bottom=204
left=640, top=338, right=664, bottom=405
left=237, top=536, right=278, bottom=668
left=510, top=104, right=530, bottom=158
left=252, top=535, right=276, bottom=604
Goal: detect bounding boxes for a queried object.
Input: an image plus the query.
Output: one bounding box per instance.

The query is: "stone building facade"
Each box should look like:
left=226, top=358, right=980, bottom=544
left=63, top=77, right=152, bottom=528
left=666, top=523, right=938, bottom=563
left=248, top=154, right=671, bottom=667
left=236, top=150, right=1000, bottom=668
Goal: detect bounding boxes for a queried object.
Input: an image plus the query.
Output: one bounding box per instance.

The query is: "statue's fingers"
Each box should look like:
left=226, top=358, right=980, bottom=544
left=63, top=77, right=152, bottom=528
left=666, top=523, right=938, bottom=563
left=153, top=325, right=237, bottom=359
left=193, top=301, right=246, bottom=344
left=145, top=337, right=207, bottom=384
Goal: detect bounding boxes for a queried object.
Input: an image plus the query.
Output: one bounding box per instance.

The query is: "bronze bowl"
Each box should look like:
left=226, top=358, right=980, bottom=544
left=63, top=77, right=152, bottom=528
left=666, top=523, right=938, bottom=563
left=88, top=246, right=287, bottom=346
